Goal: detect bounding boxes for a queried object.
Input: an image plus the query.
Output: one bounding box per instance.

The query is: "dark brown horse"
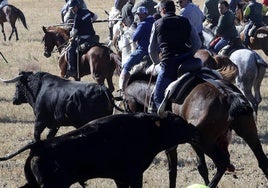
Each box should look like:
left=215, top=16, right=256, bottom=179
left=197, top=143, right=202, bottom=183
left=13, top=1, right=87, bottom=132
left=119, top=63, right=268, bottom=187
left=42, top=26, right=121, bottom=92
left=0, top=4, right=28, bottom=41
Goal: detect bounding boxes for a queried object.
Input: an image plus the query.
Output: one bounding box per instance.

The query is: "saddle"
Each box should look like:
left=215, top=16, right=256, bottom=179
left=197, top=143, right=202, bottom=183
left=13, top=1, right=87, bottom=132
left=78, top=35, right=100, bottom=54
left=163, top=67, right=223, bottom=105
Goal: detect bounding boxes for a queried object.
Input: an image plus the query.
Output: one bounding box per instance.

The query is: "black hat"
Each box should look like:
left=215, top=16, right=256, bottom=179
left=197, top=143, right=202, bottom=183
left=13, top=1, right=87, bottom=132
left=69, top=0, right=79, bottom=8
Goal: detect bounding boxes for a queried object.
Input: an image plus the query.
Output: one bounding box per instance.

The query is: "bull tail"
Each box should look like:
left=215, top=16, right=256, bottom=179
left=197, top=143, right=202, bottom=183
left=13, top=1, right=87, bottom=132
left=0, top=141, right=37, bottom=161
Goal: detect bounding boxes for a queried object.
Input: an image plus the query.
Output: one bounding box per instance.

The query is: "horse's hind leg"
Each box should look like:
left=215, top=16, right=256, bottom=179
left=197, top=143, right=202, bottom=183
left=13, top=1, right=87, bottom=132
left=165, top=146, right=178, bottom=188
left=233, top=115, right=268, bottom=177
left=191, top=144, right=210, bottom=185
left=0, top=23, right=6, bottom=41
left=253, top=65, right=266, bottom=113
left=9, top=26, right=18, bottom=41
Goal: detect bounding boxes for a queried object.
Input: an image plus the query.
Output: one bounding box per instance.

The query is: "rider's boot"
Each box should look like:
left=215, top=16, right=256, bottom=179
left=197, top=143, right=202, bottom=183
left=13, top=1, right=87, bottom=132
left=65, top=52, right=77, bottom=78
left=119, top=71, right=130, bottom=92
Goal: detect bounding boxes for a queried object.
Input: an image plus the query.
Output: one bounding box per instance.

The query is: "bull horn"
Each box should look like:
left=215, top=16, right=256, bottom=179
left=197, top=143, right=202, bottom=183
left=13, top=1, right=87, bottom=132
left=0, top=75, right=23, bottom=83
left=42, top=26, right=47, bottom=33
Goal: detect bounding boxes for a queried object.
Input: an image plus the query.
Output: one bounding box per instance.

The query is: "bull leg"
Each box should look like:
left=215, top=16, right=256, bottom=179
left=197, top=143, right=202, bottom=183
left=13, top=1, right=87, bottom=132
left=165, top=146, right=178, bottom=188
left=20, top=156, right=39, bottom=188
left=47, top=127, right=59, bottom=139
left=0, top=23, right=6, bottom=41
left=191, top=144, right=209, bottom=185
left=34, top=123, right=46, bottom=141
left=233, top=115, right=268, bottom=177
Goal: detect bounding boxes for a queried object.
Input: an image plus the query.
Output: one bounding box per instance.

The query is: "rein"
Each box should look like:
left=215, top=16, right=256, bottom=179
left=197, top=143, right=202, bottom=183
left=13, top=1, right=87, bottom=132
left=144, top=65, right=156, bottom=112
left=51, top=40, right=69, bottom=54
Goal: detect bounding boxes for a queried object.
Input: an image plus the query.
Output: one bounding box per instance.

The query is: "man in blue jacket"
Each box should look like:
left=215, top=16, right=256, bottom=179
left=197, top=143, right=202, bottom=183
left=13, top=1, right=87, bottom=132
left=119, top=6, right=155, bottom=91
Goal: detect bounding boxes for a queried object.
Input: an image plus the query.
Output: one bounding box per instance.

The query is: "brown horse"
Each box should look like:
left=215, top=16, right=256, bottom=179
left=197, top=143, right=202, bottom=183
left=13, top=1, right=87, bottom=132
left=118, top=58, right=268, bottom=187
left=0, top=4, right=28, bottom=41
left=42, top=26, right=121, bottom=92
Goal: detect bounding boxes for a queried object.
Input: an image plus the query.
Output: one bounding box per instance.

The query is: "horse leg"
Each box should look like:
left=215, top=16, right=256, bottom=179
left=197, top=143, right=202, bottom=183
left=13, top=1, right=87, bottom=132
left=253, top=65, right=266, bottom=113
left=201, top=143, right=229, bottom=188
left=191, top=144, right=209, bottom=185
left=8, top=24, right=17, bottom=41
left=0, top=23, right=6, bottom=41
left=106, top=72, right=115, bottom=92
left=237, top=78, right=258, bottom=115
left=232, top=115, right=268, bottom=177
left=165, top=146, right=177, bottom=188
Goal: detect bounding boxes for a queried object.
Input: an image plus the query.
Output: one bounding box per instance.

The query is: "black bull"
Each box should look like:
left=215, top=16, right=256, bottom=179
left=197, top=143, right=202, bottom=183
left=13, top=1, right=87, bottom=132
left=0, top=71, right=118, bottom=140
left=0, top=113, right=199, bottom=188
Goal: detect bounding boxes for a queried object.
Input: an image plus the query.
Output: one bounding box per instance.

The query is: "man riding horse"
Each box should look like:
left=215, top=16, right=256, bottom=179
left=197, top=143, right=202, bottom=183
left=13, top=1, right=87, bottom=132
left=66, top=0, right=98, bottom=78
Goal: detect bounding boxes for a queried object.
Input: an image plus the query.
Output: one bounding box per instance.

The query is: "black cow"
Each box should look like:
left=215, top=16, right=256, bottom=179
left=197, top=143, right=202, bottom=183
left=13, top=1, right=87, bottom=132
left=0, top=71, right=116, bottom=140
left=0, top=113, right=199, bottom=188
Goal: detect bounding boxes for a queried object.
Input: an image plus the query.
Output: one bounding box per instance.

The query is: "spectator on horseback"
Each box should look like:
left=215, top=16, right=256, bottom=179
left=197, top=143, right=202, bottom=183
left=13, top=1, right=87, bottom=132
left=212, top=0, right=238, bottom=53
left=0, top=0, right=8, bottom=9
left=243, top=0, right=267, bottom=47
left=114, top=0, right=129, bottom=11
left=228, top=0, right=241, bottom=13
left=178, top=0, right=205, bottom=47
left=66, top=0, right=98, bottom=78
left=119, top=6, right=155, bottom=92
left=132, top=0, right=158, bottom=16
left=148, top=0, right=201, bottom=112
left=203, top=0, right=220, bottom=29
left=121, top=0, right=135, bottom=27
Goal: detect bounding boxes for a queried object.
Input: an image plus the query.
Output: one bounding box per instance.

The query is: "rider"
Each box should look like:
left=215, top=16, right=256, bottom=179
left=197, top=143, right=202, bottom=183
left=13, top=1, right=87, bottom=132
left=66, top=0, right=98, bottom=78
left=118, top=6, right=155, bottom=91
left=121, top=0, right=135, bottom=27
left=243, top=0, right=267, bottom=47
left=148, top=0, right=201, bottom=111
left=132, top=0, right=158, bottom=16
left=61, top=0, right=87, bottom=23
left=0, top=0, right=8, bottom=9
left=203, top=0, right=220, bottom=29
left=213, top=0, right=238, bottom=53
left=178, top=0, right=205, bottom=47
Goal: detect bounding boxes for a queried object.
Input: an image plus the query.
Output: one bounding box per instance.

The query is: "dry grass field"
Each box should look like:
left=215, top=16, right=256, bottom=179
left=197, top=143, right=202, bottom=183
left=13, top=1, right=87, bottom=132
left=0, top=0, right=268, bottom=187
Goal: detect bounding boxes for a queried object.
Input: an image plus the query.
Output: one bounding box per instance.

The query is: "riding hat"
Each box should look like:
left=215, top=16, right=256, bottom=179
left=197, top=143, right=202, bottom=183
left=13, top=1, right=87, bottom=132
left=69, top=0, right=79, bottom=8
left=136, top=6, right=148, bottom=14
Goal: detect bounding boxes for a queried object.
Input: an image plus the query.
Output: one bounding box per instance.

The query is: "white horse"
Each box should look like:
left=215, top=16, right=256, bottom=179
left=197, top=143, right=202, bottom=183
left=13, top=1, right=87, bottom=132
left=202, top=28, right=268, bottom=115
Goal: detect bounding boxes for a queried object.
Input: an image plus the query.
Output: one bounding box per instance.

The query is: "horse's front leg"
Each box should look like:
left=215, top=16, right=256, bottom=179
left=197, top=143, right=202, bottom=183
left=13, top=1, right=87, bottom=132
left=165, top=146, right=178, bottom=188
left=1, top=23, right=6, bottom=41
left=106, top=74, right=115, bottom=93
left=191, top=144, right=209, bottom=185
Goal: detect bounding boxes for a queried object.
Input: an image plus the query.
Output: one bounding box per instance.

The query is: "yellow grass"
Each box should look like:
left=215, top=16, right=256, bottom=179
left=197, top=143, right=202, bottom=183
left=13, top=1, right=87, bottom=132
left=0, top=0, right=267, bottom=187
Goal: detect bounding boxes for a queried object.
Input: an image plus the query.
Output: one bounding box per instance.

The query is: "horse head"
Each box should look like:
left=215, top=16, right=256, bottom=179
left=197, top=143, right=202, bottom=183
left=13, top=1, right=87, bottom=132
left=42, top=26, right=70, bottom=58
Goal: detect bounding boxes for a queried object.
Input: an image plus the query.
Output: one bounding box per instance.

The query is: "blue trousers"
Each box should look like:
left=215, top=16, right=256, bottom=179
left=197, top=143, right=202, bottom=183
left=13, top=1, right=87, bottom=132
left=214, top=37, right=229, bottom=54
left=67, top=38, right=88, bottom=71
left=122, top=49, right=147, bottom=72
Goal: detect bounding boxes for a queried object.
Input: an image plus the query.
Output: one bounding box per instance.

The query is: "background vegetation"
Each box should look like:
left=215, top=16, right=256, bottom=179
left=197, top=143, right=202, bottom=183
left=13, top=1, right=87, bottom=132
left=0, top=0, right=267, bottom=187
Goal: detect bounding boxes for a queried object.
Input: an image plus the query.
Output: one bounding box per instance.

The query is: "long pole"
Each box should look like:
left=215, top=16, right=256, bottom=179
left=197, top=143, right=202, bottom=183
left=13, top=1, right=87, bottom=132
left=0, top=51, right=8, bottom=63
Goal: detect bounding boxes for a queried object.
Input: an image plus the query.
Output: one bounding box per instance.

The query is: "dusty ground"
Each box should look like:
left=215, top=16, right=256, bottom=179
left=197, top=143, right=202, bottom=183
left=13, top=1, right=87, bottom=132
left=0, top=0, right=268, bottom=187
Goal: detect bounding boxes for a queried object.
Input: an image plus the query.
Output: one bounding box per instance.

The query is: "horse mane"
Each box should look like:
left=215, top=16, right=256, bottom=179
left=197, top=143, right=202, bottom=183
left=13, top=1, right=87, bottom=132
left=46, top=26, right=70, bottom=41
left=213, top=55, right=238, bottom=83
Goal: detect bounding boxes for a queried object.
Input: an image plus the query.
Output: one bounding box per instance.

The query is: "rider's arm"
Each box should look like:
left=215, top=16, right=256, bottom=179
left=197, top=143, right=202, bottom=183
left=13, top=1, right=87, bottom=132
left=189, top=27, right=202, bottom=53
left=148, top=23, right=160, bottom=65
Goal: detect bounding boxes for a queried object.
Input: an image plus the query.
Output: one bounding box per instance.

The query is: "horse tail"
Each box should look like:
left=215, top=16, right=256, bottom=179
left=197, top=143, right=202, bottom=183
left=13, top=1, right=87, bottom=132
left=220, top=80, right=253, bottom=120
left=12, top=5, right=28, bottom=30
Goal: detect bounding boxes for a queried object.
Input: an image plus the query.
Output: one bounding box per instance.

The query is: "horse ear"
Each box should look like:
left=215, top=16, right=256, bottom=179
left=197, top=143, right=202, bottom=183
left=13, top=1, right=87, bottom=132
left=42, top=26, right=47, bottom=33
